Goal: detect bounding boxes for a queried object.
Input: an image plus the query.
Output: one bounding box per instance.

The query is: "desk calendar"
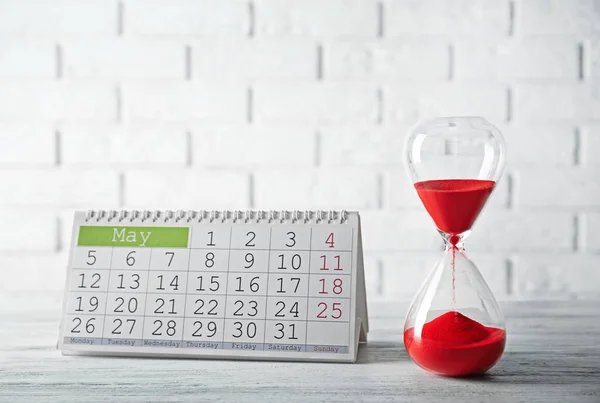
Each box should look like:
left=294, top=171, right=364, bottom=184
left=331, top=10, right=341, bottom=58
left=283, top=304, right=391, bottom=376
left=59, top=210, right=368, bottom=363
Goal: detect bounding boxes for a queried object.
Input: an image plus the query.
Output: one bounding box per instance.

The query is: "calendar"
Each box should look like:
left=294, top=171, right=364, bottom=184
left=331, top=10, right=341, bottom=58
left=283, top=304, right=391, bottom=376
left=58, top=210, right=368, bottom=363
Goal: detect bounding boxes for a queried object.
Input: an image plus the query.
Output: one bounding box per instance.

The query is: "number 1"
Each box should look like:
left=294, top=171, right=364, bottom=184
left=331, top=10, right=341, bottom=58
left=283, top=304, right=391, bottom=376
left=207, top=231, right=215, bottom=246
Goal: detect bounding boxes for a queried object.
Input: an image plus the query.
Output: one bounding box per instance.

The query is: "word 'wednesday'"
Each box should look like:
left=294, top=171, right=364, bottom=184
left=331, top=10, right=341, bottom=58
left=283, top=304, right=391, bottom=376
left=78, top=226, right=189, bottom=248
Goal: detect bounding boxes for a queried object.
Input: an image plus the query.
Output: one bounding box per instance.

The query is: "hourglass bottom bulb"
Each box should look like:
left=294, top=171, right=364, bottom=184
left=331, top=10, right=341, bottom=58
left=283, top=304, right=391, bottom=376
left=404, top=311, right=506, bottom=377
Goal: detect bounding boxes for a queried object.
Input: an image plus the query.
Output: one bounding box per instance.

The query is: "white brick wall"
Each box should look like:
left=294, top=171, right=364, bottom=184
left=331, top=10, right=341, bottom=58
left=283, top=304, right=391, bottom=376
left=454, top=39, right=580, bottom=80
left=125, top=0, right=249, bottom=36
left=255, top=0, right=378, bottom=38
left=0, top=0, right=599, bottom=302
left=63, top=39, right=186, bottom=79
left=254, top=83, right=379, bottom=124
left=192, top=39, right=317, bottom=80
left=122, top=82, right=247, bottom=122
left=323, top=40, right=449, bottom=79
left=0, top=40, right=56, bottom=78
left=0, top=0, right=117, bottom=35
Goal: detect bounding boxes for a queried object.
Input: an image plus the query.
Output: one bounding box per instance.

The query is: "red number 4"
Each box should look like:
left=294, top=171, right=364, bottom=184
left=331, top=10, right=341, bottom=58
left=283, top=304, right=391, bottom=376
left=325, top=233, right=334, bottom=248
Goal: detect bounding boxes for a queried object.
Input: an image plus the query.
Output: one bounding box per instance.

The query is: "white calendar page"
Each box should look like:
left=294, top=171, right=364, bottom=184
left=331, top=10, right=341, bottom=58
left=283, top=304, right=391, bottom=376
left=58, top=210, right=368, bottom=363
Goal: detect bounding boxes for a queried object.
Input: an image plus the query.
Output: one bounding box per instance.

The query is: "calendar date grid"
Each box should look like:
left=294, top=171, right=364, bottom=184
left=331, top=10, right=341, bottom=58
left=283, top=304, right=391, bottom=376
left=64, top=225, right=353, bottom=354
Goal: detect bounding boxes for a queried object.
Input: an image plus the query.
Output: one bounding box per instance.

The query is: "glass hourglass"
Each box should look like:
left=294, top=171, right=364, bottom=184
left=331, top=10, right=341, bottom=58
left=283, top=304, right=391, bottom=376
left=403, top=116, right=507, bottom=377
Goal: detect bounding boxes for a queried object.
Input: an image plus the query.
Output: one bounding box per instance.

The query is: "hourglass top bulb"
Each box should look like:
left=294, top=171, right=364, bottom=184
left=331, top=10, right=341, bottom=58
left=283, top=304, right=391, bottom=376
left=404, top=117, right=506, bottom=241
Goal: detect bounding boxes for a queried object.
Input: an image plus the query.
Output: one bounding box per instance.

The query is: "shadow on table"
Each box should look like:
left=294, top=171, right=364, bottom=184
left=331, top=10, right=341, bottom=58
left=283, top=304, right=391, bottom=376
left=356, top=341, right=409, bottom=364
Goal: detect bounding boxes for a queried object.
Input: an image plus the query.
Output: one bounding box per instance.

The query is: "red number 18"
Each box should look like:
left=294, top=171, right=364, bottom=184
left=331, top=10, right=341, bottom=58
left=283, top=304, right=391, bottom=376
left=319, top=278, right=343, bottom=295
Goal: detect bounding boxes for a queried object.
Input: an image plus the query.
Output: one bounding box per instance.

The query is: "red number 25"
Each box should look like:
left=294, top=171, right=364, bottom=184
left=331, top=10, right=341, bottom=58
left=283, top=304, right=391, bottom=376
left=317, top=302, right=342, bottom=319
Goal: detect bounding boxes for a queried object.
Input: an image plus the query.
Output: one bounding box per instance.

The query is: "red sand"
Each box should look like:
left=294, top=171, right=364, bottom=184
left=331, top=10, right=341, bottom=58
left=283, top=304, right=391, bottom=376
left=414, top=179, right=495, bottom=237
left=404, top=311, right=506, bottom=377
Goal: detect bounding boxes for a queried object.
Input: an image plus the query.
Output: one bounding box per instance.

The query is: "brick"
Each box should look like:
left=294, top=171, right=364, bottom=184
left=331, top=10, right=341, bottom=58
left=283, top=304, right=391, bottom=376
left=323, top=40, right=448, bottom=79
left=124, top=171, right=250, bottom=210
left=0, top=40, right=55, bottom=78
left=418, top=84, right=508, bottom=122
left=0, top=210, right=56, bottom=252
left=192, top=39, right=316, bottom=80
left=381, top=85, right=421, bottom=123
left=498, top=39, right=579, bottom=79
left=60, top=210, right=77, bottom=252
left=516, top=0, right=600, bottom=36
left=514, top=254, right=600, bottom=299
left=468, top=252, right=511, bottom=300
left=497, top=124, right=576, bottom=165
left=0, top=0, right=116, bottom=35
left=583, top=124, right=600, bottom=165
left=454, top=39, right=579, bottom=80
left=378, top=253, right=434, bottom=301
left=125, top=0, right=248, bottom=36
left=0, top=124, right=55, bottom=165
left=0, top=170, right=120, bottom=207
left=386, top=0, right=510, bottom=37
left=453, top=42, right=498, bottom=80
left=517, top=168, right=600, bottom=207
left=515, top=84, right=600, bottom=121
left=585, top=213, right=600, bottom=252
left=379, top=252, right=509, bottom=301
left=320, top=128, right=408, bottom=166
left=383, top=83, right=508, bottom=123
left=122, top=82, right=246, bottom=123
left=192, top=126, right=315, bottom=167
left=255, top=0, right=377, bottom=38
left=60, top=125, right=187, bottom=166
left=63, top=39, right=185, bottom=79
left=471, top=211, right=574, bottom=251
left=359, top=211, right=442, bottom=252
left=0, top=82, right=116, bottom=121
left=361, top=253, right=382, bottom=302
left=253, top=169, right=379, bottom=210
left=254, top=83, right=378, bottom=124
left=0, top=254, right=67, bottom=292
left=590, top=39, right=600, bottom=80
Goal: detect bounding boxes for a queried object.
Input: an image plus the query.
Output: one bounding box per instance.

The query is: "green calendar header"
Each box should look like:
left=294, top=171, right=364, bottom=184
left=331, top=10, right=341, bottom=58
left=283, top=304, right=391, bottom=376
left=78, top=226, right=189, bottom=248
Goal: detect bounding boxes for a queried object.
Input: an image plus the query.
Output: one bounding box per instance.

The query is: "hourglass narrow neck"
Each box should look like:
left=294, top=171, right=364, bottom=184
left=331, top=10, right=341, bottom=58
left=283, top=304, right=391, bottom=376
left=439, top=229, right=469, bottom=250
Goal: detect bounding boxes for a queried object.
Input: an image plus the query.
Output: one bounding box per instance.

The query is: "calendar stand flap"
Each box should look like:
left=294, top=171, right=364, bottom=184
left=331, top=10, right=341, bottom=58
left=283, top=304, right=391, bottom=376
left=356, top=216, right=369, bottom=342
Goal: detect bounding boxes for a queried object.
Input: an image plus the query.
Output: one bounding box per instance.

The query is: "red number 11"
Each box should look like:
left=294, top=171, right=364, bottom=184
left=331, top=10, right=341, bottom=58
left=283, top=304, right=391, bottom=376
left=320, top=255, right=342, bottom=271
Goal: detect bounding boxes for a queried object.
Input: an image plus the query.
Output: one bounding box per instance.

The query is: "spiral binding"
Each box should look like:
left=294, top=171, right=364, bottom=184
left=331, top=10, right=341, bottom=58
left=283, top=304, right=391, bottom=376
left=84, top=210, right=349, bottom=224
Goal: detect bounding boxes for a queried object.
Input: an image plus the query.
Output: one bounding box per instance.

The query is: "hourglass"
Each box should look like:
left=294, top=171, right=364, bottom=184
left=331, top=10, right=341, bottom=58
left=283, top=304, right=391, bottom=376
left=403, top=116, right=506, bottom=377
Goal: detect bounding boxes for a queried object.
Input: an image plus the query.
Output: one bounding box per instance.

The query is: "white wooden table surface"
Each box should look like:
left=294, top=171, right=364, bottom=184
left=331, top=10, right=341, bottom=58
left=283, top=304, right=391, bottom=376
left=1, top=297, right=599, bottom=403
